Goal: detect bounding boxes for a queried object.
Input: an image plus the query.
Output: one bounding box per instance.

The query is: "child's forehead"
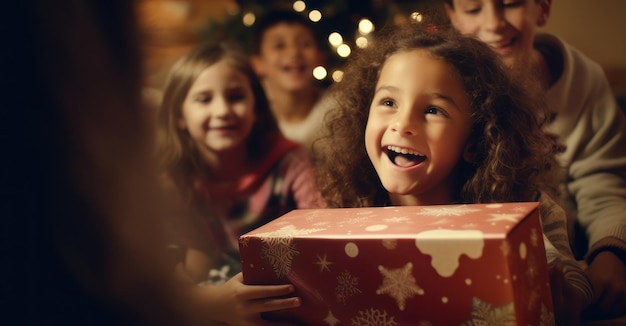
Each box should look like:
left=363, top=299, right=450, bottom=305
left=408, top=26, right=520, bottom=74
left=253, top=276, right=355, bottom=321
left=261, top=22, right=317, bottom=41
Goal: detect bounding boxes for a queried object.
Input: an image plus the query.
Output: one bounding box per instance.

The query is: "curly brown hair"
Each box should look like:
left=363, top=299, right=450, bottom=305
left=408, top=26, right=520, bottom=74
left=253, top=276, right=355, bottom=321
left=313, top=22, right=556, bottom=208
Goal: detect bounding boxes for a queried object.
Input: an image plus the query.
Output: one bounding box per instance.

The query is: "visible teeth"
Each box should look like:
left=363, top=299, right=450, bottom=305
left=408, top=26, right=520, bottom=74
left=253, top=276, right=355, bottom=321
left=387, top=146, right=421, bottom=156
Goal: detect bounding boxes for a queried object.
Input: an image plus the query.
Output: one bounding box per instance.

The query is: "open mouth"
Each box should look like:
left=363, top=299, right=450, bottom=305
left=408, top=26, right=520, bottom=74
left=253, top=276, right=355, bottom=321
left=386, top=145, right=426, bottom=167
left=489, top=38, right=516, bottom=53
left=283, top=63, right=306, bottom=74
left=210, top=124, right=238, bottom=132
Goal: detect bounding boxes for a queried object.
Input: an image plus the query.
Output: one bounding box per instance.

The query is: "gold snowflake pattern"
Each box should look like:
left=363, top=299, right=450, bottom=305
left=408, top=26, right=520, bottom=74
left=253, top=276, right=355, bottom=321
left=525, top=254, right=540, bottom=280
left=527, top=285, right=542, bottom=311
left=540, top=302, right=555, bottom=326
left=256, top=225, right=326, bottom=278
left=500, top=240, right=511, bottom=256
left=462, top=223, right=478, bottom=229
left=487, top=214, right=521, bottom=223
left=350, top=308, right=398, bottom=326
left=255, top=224, right=326, bottom=238
left=239, top=236, right=250, bottom=248
left=459, top=297, right=516, bottom=326
left=431, top=218, right=452, bottom=226
left=336, top=270, right=362, bottom=304
left=316, top=253, right=333, bottom=272
left=382, top=239, right=398, bottom=250
left=383, top=216, right=411, bottom=223
left=376, top=262, right=424, bottom=311
left=304, top=210, right=326, bottom=221
left=324, top=310, right=340, bottom=326
left=261, top=237, right=299, bottom=278
left=346, top=216, right=370, bottom=224
left=530, top=228, right=539, bottom=247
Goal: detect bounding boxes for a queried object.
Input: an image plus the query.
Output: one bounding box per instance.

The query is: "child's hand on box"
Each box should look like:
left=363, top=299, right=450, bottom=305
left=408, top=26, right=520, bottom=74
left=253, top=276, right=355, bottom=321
left=550, top=263, right=584, bottom=326
left=201, top=272, right=301, bottom=326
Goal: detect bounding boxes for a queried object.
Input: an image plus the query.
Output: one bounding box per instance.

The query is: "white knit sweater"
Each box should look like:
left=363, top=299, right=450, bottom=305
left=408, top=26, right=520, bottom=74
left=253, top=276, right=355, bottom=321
left=537, top=33, right=626, bottom=264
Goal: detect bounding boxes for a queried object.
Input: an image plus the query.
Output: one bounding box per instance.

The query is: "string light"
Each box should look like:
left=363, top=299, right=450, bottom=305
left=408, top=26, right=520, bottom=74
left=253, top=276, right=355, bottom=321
left=308, top=9, right=322, bottom=22
left=336, top=44, right=351, bottom=58
left=328, top=32, right=343, bottom=47
left=358, top=18, right=374, bottom=35
left=355, top=36, right=368, bottom=48
left=313, top=66, right=328, bottom=80
left=242, top=12, right=255, bottom=26
left=410, top=12, right=423, bottom=22
left=332, top=70, right=344, bottom=83
left=293, top=1, right=306, bottom=12
left=204, top=2, right=427, bottom=83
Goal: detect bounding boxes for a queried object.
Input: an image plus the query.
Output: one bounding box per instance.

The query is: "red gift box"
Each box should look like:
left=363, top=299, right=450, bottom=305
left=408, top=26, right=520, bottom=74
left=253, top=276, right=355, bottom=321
left=239, top=203, right=555, bottom=326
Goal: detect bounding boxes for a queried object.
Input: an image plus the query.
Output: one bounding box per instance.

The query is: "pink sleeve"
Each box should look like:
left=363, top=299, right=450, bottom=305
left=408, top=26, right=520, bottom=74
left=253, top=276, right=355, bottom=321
left=281, top=148, right=326, bottom=209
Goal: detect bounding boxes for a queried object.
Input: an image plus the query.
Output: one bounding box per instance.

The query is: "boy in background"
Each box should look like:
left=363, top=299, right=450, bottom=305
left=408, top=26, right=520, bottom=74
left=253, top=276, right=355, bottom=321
left=251, top=9, right=332, bottom=151
left=443, top=0, right=626, bottom=319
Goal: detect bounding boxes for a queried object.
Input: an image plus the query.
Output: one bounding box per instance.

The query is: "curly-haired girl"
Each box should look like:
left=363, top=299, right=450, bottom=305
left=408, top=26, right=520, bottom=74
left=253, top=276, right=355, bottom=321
left=313, top=22, right=592, bottom=324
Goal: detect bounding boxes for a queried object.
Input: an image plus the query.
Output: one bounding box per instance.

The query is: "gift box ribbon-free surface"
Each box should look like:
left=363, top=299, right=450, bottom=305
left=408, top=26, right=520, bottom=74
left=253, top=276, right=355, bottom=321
left=240, top=203, right=555, bottom=326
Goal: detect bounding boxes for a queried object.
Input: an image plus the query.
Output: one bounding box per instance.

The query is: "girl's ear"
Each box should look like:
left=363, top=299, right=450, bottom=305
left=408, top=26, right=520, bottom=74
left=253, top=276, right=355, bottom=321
left=463, top=139, right=476, bottom=163
left=250, top=55, right=265, bottom=77
left=444, top=2, right=460, bottom=29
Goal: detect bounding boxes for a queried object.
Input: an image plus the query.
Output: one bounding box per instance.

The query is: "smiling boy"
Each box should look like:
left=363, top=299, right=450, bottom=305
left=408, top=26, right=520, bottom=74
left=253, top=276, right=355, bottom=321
left=444, top=0, right=626, bottom=318
left=251, top=9, right=330, bottom=151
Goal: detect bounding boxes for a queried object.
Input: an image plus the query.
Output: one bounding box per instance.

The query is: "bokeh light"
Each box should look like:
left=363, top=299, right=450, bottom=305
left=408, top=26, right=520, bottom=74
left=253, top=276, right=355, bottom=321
left=356, top=36, right=368, bottom=48
left=309, top=10, right=322, bottom=22
left=328, top=32, right=343, bottom=47
left=313, top=66, right=328, bottom=80
left=358, top=18, right=374, bottom=35
left=337, top=44, right=351, bottom=57
left=410, top=12, right=423, bottom=22
left=242, top=12, right=255, bottom=26
left=332, top=70, right=344, bottom=83
left=293, top=1, right=306, bottom=12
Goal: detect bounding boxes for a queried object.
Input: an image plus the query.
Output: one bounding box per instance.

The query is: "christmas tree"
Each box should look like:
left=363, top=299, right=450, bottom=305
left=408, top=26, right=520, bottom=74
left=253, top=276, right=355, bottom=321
left=200, top=0, right=443, bottom=84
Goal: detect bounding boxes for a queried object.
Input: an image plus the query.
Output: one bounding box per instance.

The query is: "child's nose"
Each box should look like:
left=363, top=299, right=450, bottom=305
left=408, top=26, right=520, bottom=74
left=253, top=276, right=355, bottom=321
left=390, top=113, right=419, bottom=136
left=483, top=6, right=506, bottom=32
left=212, top=96, right=232, bottom=116
left=287, top=43, right=303, bottom=57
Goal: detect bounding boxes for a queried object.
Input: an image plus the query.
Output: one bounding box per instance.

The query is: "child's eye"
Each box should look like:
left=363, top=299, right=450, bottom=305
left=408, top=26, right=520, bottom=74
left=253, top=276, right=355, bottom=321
left=272, top=42, right=286, bottom=50
left=227, top=92, right=246, bottom=102
left=195, top=95, right=211, bottom=104
left=502, top=0, right=523, bottom=9
left=464, top=6, right=481, bottom=14
left=424, top=106, right=448, bottom=116
left=382, top=99, right=396, bottom=108
left=297, top=39, right=314, bottom=49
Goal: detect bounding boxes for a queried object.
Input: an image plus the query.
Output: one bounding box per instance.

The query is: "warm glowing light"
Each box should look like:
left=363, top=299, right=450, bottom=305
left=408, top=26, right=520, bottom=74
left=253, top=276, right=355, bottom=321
left=332, top=70, right=344, bottom=83
left=328, top=32, right=343, bottom=47
left=410, top=12, right=423, bottom=22
left=356, top=36, right=368, bottom=48
left=242, top=12, right=256, bottom=26
left=293, top=1, right=306, bottom=12
left=313, top=66, right=327, bottom=80
left=358, top=18, right=374, bottom=35
left=225, top=2, right=240, bottom=16
left=337, top=44, right=351, bottom=57
left=309, top=10, right=322, bottom=22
